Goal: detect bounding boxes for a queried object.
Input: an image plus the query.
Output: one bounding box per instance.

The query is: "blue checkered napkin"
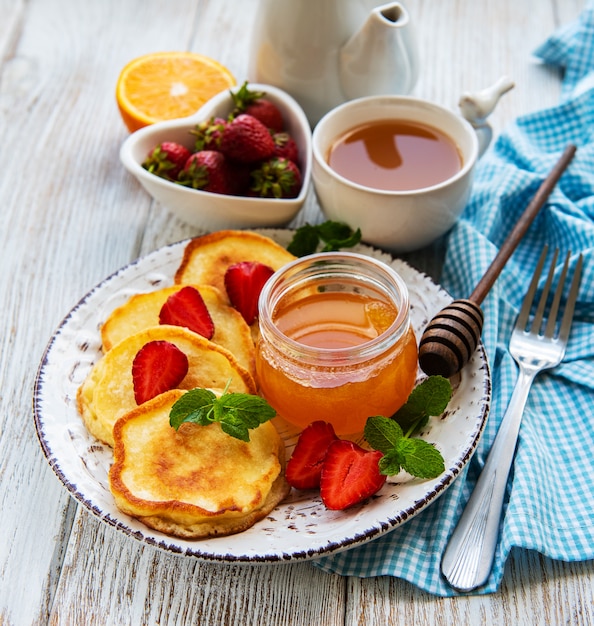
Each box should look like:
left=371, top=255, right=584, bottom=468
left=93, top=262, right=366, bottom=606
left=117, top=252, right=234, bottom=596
left=533, top=2, right=594, bottom=99
left=313, top=4, right=594, bottom=596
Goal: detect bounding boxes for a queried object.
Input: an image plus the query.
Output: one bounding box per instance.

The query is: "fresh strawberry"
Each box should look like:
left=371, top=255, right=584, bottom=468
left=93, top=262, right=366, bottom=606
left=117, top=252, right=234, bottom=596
left=190, top=116, right=227, bottom=151
left=243, top=99, right=284, bottom=133
left=220, top=114, right=276, bottom=164
left=285, top=421, right=339, bottom=490
left=131, top=340, right=189, bottom=405
left=320, top=440, right=386, bottom=510
left=178, top=150, right=232, bottom=194
left=231, top=81, right=284, bottom=132
left=273, top=132, right=299, bottom=163
left=142, top=142, right=191, bottom=180
left=224, top=261, right=275, bottom=325
left=249, top=157, right=302, bottom=199
left=227, top=161, right=252, bottom=196
left=158, top=286, right=215, bottom=340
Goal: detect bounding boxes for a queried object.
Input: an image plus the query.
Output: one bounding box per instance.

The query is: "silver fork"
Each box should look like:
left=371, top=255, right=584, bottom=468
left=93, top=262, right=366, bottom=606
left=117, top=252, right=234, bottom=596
left=441, top=245, right=583, bottom=592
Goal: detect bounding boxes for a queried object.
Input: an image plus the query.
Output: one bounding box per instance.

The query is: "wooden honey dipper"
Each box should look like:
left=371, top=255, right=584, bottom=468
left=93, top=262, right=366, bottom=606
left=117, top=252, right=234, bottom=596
left=418, top=143, right=577, bottom=378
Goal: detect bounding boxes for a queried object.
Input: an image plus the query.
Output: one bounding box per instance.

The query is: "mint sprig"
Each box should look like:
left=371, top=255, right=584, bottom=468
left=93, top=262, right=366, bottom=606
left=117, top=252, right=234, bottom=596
left=392, top=375, right=453, bottom=434
left=287, top=221, right=361, bottom=256
left=364, top=416, right=445, bottom=478
left=169, top=385, right=276, bottom=442
left=364, top=376, right=452, bottom=479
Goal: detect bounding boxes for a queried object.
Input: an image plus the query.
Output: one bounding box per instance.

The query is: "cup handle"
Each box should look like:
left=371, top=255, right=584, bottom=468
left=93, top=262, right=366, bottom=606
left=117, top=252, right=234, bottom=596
left=458, top=76, right=514, bottom=157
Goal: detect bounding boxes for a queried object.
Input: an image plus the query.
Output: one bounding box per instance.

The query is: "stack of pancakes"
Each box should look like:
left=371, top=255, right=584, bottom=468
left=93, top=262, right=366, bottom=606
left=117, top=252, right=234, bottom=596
left=77, top=230, right=296, bottom=538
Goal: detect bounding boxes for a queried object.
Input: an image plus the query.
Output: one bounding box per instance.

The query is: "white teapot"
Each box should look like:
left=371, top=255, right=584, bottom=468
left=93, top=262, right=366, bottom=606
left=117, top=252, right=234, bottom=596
left=248, top=0, right=420, bottom=126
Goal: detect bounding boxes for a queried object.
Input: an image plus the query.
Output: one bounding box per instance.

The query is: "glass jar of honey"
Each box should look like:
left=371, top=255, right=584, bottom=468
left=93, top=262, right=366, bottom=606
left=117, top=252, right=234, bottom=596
left=256, top=252, right=418, bottom=435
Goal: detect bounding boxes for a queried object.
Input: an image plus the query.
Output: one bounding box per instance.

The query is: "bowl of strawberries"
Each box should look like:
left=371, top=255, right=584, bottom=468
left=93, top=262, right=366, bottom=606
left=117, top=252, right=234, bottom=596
left=120, top=82, right=312, bottom=230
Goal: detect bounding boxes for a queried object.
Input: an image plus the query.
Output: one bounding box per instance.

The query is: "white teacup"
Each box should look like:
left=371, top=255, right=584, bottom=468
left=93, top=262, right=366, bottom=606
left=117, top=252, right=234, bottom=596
left=312, top=95, right=484, bottom=253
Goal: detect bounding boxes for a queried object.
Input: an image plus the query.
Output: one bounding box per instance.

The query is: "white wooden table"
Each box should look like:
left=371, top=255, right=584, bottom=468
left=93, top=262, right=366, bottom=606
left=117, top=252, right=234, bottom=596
left=2, top=0, right=593, bottom=624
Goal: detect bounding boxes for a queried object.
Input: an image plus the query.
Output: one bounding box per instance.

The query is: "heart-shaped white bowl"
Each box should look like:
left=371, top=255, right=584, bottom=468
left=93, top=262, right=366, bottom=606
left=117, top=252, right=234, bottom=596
left=120, top=83, right=312, bottom=230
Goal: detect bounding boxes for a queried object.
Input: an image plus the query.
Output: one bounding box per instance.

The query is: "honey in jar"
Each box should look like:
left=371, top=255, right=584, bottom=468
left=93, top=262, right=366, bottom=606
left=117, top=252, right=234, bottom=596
left=256, top=252, right=418, bottom=435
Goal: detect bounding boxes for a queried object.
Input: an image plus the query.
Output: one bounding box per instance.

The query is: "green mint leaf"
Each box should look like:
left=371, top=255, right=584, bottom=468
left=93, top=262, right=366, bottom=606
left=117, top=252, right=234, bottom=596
left=317, top=221, right=362, bottom=252
left=365, top=377, right=450, bottom=479
left=316, top=220, right=353, bottom=241
left=220, top=414, right=251, bottom=442
left=364, top=415, right=403, bottom=455
left=378, top=448, right=405, bottom=476
left=217, top=393, right=276, bottom=430
left=397, top=438, right=445, bottom=479
left=169, top=388, right=217, bottom=428
left=287, top=221, right=361, bottom=256
left=410, top=375, right=453, bottom=415
left=377, top=439, right=444, bottom=478
left=287, top=223, right=320, bottom=256
left=169, top=388, right=276, bottom=441
left=393, top=375, right=452, bottom=434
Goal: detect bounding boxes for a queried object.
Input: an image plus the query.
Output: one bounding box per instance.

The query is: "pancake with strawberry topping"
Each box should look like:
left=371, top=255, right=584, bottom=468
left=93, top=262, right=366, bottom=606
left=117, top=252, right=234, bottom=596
left=77, top=325, right=255, bottom=447
left=100, top=284, right=255, bottom=376
left=174, top=230, right=295, bottom=299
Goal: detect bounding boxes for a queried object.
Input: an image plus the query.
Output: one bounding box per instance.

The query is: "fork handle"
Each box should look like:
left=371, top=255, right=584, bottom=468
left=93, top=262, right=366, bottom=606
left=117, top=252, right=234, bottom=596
left=441, top=367, right=537, bottom=591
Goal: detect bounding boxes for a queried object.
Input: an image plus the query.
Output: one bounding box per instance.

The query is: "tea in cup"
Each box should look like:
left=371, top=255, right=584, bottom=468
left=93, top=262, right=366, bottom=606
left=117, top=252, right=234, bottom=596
left=311, top=95, right=481, bottom=252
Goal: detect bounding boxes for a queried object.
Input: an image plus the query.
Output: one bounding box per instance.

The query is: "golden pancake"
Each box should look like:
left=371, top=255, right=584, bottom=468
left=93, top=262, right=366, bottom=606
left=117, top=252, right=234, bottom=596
left=77, top=325, right=255, bottom=447
left=174, top=230, right=296, bottom=299
left=109, top=389, right=290, bottom=538
left=100, top=284, right=255, bottom=375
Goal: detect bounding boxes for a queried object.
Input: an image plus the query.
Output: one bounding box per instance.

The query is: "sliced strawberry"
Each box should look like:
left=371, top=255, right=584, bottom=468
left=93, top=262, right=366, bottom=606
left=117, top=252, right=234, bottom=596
left=285, top=421, right=339, bottom=490
left=159, top=286, right=215, bottom=340
left=224, top=261, right=275, bottom=325
left=320, top=440, right=386, bottom=510
left=131, top=340, right=189, bottom=405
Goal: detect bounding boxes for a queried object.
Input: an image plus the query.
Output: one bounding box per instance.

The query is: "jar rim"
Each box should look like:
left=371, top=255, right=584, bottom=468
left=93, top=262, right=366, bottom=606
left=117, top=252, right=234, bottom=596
left=258, top=251, right=411, bottom=363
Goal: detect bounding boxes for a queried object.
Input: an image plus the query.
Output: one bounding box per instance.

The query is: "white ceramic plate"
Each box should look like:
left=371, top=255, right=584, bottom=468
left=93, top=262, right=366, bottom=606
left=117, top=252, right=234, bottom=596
left=33, top=231, right=490, bottom=563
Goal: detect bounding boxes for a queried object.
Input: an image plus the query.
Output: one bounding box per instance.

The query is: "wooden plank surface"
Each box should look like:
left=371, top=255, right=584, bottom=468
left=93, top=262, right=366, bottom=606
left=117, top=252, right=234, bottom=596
left=1, top=0, right=592, bottom=624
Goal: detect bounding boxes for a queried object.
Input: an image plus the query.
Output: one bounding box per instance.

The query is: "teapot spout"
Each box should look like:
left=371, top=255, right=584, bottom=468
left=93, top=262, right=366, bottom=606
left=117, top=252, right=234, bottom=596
left=339, top=2, right=419, bottom=101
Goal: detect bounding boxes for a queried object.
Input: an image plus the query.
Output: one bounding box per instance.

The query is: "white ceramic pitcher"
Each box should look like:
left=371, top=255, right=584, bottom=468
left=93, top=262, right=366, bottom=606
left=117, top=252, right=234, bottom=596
left=248, top=0, right=420, bottom=126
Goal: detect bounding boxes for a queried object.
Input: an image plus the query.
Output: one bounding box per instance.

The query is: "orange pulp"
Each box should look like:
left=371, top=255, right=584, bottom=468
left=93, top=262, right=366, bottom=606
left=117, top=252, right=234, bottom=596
left=115, top=52, right=236, bottom=132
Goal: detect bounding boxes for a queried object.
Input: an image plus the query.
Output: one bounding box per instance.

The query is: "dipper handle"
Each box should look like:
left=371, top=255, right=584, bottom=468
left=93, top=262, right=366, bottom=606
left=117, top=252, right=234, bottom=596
left=419, top=144, right=577, bottom=378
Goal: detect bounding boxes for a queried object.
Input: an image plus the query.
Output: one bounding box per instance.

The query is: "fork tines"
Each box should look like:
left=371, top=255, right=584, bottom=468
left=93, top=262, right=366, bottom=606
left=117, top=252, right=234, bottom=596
left=518, top=245, right=583, bottom=340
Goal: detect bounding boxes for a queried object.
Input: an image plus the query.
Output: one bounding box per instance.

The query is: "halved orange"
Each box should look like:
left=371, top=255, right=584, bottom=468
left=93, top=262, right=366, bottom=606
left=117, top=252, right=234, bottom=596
left=116, top=51, right=236, bottom=132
